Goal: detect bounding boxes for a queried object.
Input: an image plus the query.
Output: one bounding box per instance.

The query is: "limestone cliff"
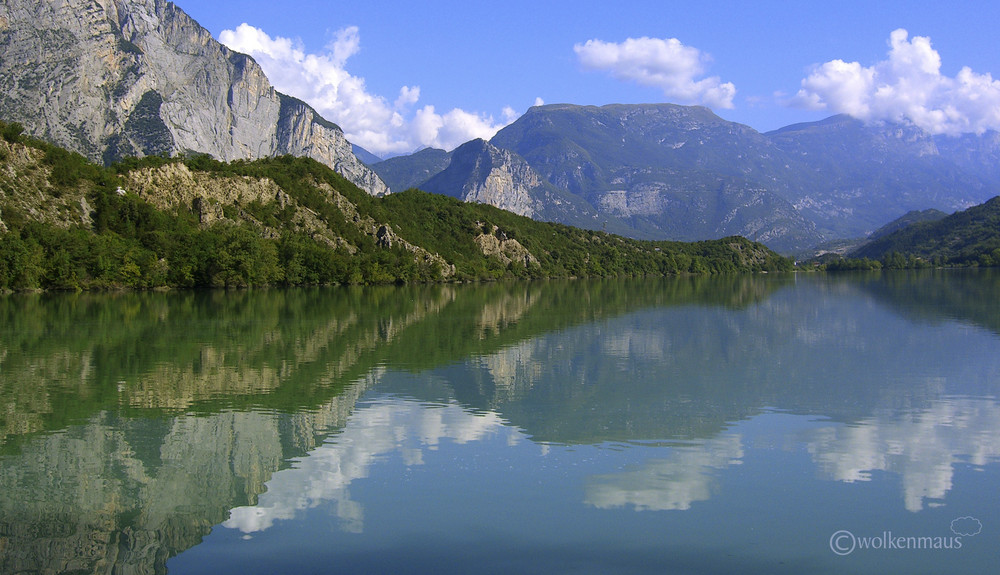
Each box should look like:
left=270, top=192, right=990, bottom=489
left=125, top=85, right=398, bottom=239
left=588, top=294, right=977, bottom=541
left=0, top=0, right=388, bottom=196
left=420, top=139, right=546, bottom=218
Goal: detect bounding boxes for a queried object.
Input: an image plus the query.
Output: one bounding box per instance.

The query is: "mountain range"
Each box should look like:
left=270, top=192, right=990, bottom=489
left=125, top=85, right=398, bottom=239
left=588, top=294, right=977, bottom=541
left=373, top=105, right=1000, bottom=253
left=2, top=0, right=999, bottom=255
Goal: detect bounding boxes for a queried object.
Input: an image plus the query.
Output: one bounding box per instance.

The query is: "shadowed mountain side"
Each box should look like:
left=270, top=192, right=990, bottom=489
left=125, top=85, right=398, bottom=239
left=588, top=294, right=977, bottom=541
left=418, top=138, right=628, bottom=234
left=849, top=196, right=1000, bottom=265
left=373, top=147, right=453, bottom=194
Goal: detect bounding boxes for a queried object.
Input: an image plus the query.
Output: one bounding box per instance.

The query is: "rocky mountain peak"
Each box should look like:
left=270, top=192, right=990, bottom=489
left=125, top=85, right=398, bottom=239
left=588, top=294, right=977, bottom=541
left=0, top=0, right=388, bottom=196
left=420, top=139, right=544, bottom=218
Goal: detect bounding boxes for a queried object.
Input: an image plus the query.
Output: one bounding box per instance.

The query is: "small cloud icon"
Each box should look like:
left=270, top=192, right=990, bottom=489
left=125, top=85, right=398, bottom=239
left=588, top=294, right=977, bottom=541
left=951, top=516, right=982, bottom=537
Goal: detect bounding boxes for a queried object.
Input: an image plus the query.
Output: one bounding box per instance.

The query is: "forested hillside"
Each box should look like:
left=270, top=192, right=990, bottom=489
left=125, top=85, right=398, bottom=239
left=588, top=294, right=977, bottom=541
left=0, top=120, right=792, bottom=291
left=847, top=196, right=1000, bottom=267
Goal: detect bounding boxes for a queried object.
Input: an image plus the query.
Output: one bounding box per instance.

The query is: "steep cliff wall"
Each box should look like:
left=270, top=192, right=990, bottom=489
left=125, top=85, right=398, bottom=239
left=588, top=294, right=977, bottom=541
left=0, top=0, right=388, bottom=196
left=420, top=139, right=544, bottom=217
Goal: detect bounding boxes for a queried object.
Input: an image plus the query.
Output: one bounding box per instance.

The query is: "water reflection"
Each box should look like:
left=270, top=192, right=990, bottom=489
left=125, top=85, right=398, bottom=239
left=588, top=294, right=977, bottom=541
left=584, top=433, right=744, bottom=511
left=1, top=277, right=773, bottom=444
left=446, top=274, right=1000, bottom=445
left=1, top=271, right=999, bottom=574
left=225, top=396, right=509, bottom=535
left=0, top=390, right=365, bottom=575
left=805, top=397, right=1000, bottom=512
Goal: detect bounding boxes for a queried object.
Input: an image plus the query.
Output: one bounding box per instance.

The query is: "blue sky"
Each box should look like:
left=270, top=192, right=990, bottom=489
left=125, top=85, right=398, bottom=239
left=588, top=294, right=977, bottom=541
left=181, top=1, right=1000, bottom=156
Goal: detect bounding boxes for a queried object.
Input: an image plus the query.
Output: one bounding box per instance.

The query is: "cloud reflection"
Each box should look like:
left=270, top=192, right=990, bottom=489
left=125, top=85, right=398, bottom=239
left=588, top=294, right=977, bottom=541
left=805, top=397, right=1000, bottom=512
left=584, top=433, right=744, bottom=511
left=223, top=397, right=507, bottom=534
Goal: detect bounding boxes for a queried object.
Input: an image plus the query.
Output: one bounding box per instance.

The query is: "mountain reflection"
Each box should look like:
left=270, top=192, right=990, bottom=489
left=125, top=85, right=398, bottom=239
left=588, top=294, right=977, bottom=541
left=443, top=274, right=1000, bottom=444
left=0, top=276, right=776, bottom=446
left=0, top=394, right=363, bottom=575
left=2, top=271, right=1000, bottom=574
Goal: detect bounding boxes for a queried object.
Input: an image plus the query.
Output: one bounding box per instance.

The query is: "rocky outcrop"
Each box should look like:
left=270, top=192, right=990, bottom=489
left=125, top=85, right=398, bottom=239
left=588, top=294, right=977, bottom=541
left=0, top=0, right=388, bottom=196
left=474, top=224, right=540, bottom=268
left=420, top=139, right=545, bottom=218
left=0, top=137, right=93, bottom=231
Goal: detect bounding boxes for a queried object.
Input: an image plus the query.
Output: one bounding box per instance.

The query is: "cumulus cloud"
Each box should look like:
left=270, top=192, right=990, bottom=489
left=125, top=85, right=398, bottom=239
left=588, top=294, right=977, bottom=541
left=219, top=24, right=515, bottom=155
left=574, top=36, right=736, bottom=109
left=792, top=29, right=1000, bottom=135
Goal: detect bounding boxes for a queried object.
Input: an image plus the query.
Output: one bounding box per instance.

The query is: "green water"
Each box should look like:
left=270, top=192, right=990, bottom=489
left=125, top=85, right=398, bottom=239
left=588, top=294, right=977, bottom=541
left=1, top=270, right=998, bottom=574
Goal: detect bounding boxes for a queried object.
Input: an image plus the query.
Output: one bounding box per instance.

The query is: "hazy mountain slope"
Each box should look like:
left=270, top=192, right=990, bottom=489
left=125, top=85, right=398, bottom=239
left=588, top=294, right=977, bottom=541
left=934, top=130, right=1000, bottom=183
left=351, top=144, right=383, bottom=166
left=491, top=104, right=792, bottom=195
left=488, top=104, right=821, bottom=252
left=0, top=0, right=387, bottom=196
left=767, top=115, right=995, bottom=237
left=393, top=105, right=1000, bottom=253
left=867, top=208, right=949, bottom=241
left=373, top=147, right=453, bottom=194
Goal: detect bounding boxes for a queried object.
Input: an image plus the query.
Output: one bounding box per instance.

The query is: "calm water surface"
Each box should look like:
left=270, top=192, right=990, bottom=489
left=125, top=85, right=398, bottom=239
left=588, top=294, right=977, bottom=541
left=1, top=271, right=998, bottom=574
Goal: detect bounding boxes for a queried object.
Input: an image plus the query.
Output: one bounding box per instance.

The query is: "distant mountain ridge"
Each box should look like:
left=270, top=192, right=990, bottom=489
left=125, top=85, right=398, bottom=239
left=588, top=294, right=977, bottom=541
left=764, top=114, right=994, bottom=237
left=0, top=0, right=387, bottom=196
left=490, top=104, right=822, bottom=251
left=374, top=105, right=1000, bottom=253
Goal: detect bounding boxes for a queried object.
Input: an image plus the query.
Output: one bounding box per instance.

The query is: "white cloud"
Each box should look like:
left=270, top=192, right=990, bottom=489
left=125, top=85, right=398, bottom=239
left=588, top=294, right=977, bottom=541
left=534, top=97, right=545, bottom=107
left=793, top=29, right=1000, bottom=135
left=219, top=24, right=517, bottom=155
left=395, top=86, right=420, bottom=110
left=574, top=36, right=736, bottom=109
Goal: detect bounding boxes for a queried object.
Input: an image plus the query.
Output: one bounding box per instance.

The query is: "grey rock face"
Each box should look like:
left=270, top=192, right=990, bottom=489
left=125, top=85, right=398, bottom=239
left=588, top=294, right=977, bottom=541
left=421, top=139, right=543, bottom=218
left=0, top=0, right=388, bottom=196
left=486, top=104, right=824, bottom=252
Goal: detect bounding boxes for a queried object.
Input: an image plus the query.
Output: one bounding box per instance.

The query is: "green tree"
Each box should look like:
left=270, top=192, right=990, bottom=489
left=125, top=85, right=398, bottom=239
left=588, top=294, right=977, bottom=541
left=0, top=234, right=45, bottom=289
left=1, top=121, right=24, bottom=143
left=209, top=225, right=282, bottom=287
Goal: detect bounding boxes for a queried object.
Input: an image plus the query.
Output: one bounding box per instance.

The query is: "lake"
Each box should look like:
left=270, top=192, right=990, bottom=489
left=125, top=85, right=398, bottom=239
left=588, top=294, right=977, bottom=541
left=1, top=270, right=998, bottom=574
